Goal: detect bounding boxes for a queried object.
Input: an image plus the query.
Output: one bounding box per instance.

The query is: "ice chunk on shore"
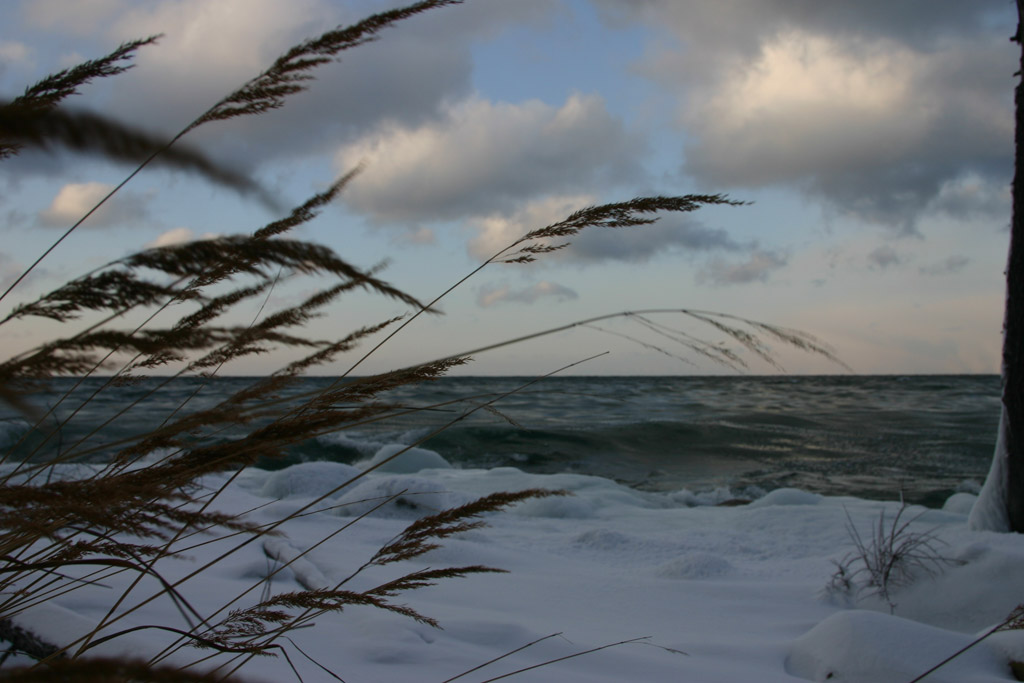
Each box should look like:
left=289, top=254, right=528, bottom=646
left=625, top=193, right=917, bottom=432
left=943, top=492, right=978, bottom=515
left=749, top=488, right=822, bottom=507
left=334, top=475, right=460, bottom=518
left=786, top=610, right=1009, bottom=682
left=261, top=461, right=362, bottom=499
left=360, top=443, right=452, bottom=473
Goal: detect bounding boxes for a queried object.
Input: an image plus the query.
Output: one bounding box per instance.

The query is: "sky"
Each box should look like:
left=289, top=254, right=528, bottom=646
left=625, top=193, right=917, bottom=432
left=0, top=0, right=1016, bottom=376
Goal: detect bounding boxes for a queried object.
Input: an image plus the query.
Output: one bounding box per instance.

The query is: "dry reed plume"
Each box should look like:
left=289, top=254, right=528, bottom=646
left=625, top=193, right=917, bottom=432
left=0, top=1, right=843, bottom=679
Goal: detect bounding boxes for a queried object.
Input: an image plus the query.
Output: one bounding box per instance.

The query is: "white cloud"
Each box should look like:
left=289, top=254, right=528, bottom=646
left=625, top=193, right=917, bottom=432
left=36, top=182, right=149, bottom=229
left=477, top=280, right=579, bottom=307
left=676, top=30, right=1012, bottom=231
left=146, top=227, right=218, bottom=248
left=467, top=194, right=597, bottom=261
left=96, top=0, right=325, bottom=147
left=683, top=32, right=928, bottom=187
left=113, top=0, right=317, bottom=79
left=336, top=94, right=641, bottom=224
left=0, top=40, right=30, bottom=63
left=595, top=0, right=1013, bottom=231
left=401, top=226, right=436, bottom=246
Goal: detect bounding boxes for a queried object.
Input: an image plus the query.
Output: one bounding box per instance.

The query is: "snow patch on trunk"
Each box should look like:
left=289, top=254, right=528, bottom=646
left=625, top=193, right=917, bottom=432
left=969, top=406, right=1011, bottom=532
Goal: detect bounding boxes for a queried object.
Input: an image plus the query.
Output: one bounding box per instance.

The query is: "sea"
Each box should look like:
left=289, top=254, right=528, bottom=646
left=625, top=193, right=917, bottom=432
left=0, top=374, right=1002, bottom=509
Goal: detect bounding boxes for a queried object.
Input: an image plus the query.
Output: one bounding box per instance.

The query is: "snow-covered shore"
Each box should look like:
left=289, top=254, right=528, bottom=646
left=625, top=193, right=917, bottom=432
left=17, top=450, right=1024, bottom=682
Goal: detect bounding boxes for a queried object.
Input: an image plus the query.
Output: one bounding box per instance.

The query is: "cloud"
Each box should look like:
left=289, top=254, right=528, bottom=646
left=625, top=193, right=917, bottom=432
left=36, top=182, right=150, bottom=229
left=568, top=215, right=741, bottom=262
left=930, top=173, right=1010, bottom=220
left=681, top=32, right=928, bottom=186
left=681, top=31, right=1011, bottom=232
left=919, top=255, right=970, bottom=276
left=0, top=40, right=30, bottom=80
left=593, top=0, right=1006, bottom=63
left=477, top=280, right=579, bottom=307
left=4, top=0, right=555, bottom=179
left=0, top=40, right=30, bottom=64
left=593, top=0, right=1013, bottom=232
left=23, top=0, right=130, bottom=33
left=337, top=94, right=642, bottom=225
left=867, top=245, right=904, bottom=270
left=466, top=192, right=744, bottom=265
left=146, top=227, right=218, bottom=248
left=0, top=252, right=23, bottom=290
left=394, top=226, right=436, bottom=246
left=697, top=248, right=787, bottom=286
left=467, top=194, right=597, bottom=261
left=60, top=0, right=556, bottom=170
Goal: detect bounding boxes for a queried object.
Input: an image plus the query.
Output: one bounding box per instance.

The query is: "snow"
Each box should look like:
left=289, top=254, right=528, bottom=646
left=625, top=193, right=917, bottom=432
left=786, top=610, right=1009, bottom=682
left=971, top=406, right=1012, bottom=532
left=358, top=443, right=454, bottom=474
left=261, top=461, right=362, bottom=499
left=15, top=457, right=1024, bottom=682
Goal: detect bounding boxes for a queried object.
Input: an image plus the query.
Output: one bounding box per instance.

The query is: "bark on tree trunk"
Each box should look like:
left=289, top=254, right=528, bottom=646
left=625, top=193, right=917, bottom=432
left=1002, top=0, right=1024, bottom=532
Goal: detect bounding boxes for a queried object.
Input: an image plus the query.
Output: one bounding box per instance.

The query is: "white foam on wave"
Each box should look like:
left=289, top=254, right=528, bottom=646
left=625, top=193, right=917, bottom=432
left=316, top=430, right=385, bottom=456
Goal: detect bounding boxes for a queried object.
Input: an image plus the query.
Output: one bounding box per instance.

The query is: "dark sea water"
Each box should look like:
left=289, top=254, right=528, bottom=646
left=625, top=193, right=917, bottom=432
left=0, top=375, right=1001, bottom=507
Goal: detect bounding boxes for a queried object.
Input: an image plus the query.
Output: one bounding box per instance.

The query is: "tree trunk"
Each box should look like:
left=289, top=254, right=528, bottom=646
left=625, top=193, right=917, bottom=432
left=1003, top=0, right=1024, bottom=532
left=970, top=1, right=1024, bottom=532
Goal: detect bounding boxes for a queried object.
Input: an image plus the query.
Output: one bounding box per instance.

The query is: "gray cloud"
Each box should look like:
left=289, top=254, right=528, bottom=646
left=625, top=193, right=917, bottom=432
left=696, top=248, right=787, bottom=286
left=920, top=255, right=970, bottom=276
left=0, top=248, right=52, bottom=291
left=0, top=251, right=23, bottom=290
left=477, top=280, right=579, bottom=307
left=23, top=0, right=131, bottom=33
left=463, top=193, right=744, bottom=265
left=593, top=0, right=1006, bottom=61
left=930, top=173, right=1011, bottom=221
left=867, top=245, right=904, bottom=270
left=565, top=216, right=740, bottom=263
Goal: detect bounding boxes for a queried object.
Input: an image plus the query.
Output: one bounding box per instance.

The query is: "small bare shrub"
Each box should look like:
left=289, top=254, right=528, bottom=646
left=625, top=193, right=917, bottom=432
left=827, top=503, right=957, bottom=613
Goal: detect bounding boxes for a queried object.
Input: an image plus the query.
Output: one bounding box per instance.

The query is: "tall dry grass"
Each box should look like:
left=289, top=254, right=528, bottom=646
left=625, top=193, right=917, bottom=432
left=0, top=1, right=843, bottom=679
